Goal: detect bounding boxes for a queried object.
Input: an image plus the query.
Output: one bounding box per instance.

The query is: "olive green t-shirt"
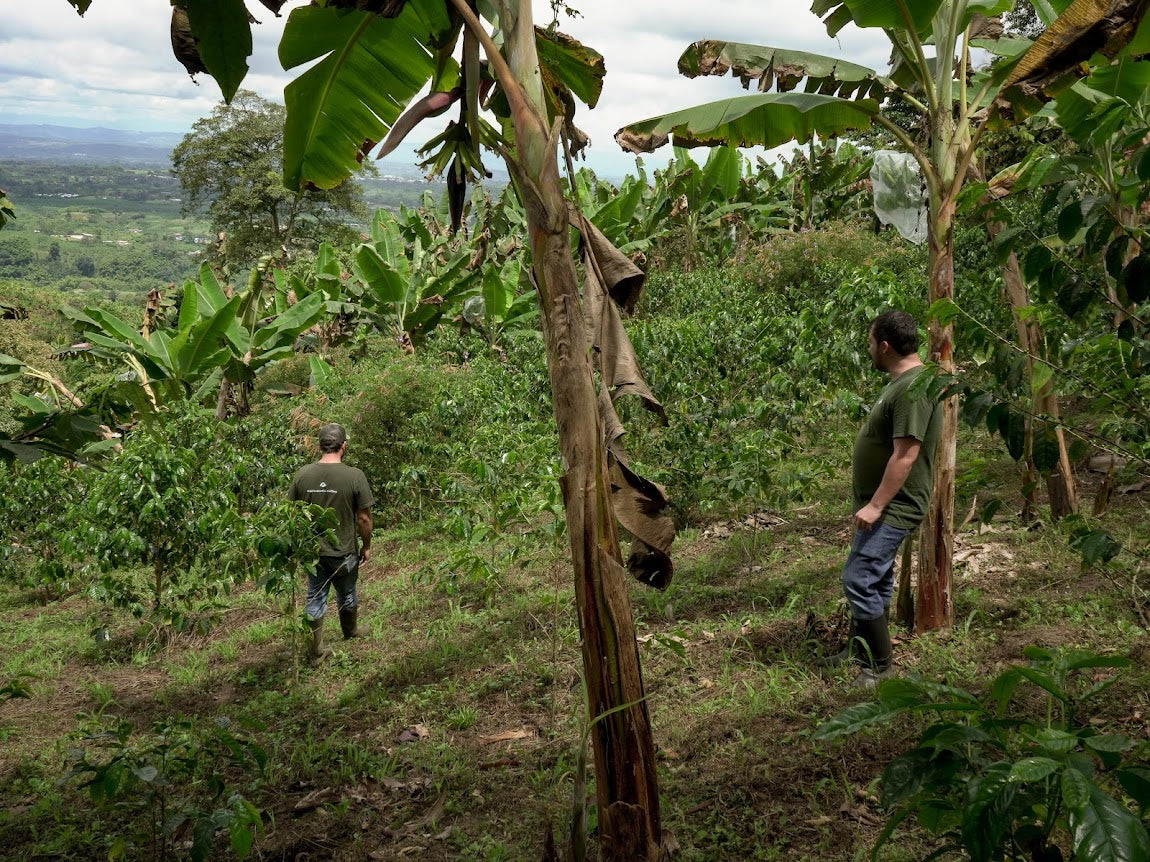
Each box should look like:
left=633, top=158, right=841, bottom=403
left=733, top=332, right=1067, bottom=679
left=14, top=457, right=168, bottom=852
left=852, top=365, right=942, bottom=530
left=289, top=462, right=375, bottom=557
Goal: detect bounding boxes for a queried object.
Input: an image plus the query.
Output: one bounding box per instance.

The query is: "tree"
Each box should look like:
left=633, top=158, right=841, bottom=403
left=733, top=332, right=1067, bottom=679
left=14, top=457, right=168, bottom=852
left=171, top=90, right=369, bottom=275
left=615, top=0, right=1150, bottom=633
left=0, top=235, right=35, bottom=277
left=0, top=188, right=13, bottom=230
left=63, top=263, right=324, bottom=415
left=66, top=2, right=674, bottom=856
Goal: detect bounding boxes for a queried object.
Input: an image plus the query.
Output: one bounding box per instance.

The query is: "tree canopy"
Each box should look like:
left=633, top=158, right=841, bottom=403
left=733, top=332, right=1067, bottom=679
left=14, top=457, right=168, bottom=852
left=170, top=90, right=370, bottom=275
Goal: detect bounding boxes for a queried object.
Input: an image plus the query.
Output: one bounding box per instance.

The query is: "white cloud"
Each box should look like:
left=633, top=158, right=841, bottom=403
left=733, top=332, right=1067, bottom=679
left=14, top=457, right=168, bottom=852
left=0, top=0, right=892, bottom=176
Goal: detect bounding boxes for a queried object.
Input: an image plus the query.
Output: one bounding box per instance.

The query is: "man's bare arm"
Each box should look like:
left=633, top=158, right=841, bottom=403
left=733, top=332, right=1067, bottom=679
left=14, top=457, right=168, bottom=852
left=357, top=508, right=373, bottom=562
left=854, top=437, right=922, bottom=530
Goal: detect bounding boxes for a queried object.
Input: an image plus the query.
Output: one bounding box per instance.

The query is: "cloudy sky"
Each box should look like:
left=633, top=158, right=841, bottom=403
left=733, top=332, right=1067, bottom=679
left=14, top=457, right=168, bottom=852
left=1, top=1, right=891, bottom=177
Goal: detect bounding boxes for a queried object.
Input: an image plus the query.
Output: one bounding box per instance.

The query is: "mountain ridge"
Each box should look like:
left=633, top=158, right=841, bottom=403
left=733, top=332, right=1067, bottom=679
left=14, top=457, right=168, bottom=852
left=0, top=123, right=466, bottom=182
left=0, top=123, right=183, bottom=165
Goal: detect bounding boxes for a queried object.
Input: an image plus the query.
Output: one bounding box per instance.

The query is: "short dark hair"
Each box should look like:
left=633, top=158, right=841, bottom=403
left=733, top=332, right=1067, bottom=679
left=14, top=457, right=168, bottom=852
left=870, top=310, right=920, bottom=357
left=318, top=423, right=347, bottom=453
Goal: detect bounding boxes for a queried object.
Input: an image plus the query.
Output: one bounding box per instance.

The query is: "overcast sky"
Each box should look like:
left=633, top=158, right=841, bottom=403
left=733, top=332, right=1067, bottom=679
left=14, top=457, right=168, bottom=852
left=1, top=1, right=891, bottom=177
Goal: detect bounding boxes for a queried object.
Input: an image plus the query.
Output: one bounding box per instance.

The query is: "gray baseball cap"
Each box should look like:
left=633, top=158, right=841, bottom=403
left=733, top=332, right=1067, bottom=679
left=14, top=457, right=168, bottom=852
left=318, top=423, right=347, bottom=452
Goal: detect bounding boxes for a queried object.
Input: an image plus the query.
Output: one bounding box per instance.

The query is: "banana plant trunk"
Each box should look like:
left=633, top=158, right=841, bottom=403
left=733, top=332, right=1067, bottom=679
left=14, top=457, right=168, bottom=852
left=919, top=192, right=957, bottom=633
left=490, top=3, right=664, bottom=857
left=999, top=243, right=1078, bottom=520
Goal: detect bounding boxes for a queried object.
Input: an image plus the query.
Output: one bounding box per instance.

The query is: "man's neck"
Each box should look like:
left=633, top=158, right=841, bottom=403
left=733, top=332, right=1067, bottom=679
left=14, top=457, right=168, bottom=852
left=318, top=453, right=343, bottom=464
left=886, top=354, right=923, bottom=378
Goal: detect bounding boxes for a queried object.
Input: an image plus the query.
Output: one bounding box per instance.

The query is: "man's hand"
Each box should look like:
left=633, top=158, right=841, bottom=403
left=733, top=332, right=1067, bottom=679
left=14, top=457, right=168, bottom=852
left=855, top=437, right=920, bottom=531
left=356, top=507, right=373, bottom=567
left=854, top=502, right=884, bottom=531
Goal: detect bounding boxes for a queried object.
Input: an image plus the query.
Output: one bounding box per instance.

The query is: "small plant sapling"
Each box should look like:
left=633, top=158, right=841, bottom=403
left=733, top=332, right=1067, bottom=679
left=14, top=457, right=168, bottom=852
left=65, top=715, right=266, bottom=862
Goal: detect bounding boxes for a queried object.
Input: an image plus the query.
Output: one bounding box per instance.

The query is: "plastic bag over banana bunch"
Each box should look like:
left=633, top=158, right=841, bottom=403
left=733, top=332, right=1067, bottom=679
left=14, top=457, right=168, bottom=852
left=871, top=150, right=928, bottom=245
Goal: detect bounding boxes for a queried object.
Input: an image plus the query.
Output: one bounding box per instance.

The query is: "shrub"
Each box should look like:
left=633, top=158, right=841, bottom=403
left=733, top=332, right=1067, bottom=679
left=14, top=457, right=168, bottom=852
left=733, top=220, right=924, bottom=310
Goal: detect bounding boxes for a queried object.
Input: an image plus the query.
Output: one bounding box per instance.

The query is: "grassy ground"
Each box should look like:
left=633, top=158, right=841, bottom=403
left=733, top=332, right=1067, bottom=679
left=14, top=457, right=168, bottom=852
left=1, top=434, right=1148, bottom=861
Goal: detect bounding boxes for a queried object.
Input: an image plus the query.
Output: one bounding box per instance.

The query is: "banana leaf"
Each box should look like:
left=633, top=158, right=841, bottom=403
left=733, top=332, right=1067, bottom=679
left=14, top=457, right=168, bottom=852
left=678, top=40, right=892, bottom=100
left=183, top=295, right=244, bottom=374
left=535, top=26, right=605, bottom=115
left=279, top=1, right=453, bottom=190
left=251, top=291, right=325, bottom=351
left=616, top=92, right=878, bottom=154
left=354, top=245, right=409, bottom=306
left=178, top=0, right=253, bottom=102
left=0, top=353, right=26, bottom=385
left=812, top=0, right=1012, bottom=39
left=999, top=0, right=1150, bottom=115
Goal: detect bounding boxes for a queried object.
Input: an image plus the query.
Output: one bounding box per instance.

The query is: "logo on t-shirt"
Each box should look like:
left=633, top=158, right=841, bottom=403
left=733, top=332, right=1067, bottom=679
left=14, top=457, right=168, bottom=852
left=320, top=482, right=327, bottom=488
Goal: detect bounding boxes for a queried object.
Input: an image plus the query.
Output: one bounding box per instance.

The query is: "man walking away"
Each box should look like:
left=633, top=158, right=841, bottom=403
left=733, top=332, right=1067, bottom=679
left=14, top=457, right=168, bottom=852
left=289, top=423, right=374, bottom=664
left=823, top=310, right=942, bottom=688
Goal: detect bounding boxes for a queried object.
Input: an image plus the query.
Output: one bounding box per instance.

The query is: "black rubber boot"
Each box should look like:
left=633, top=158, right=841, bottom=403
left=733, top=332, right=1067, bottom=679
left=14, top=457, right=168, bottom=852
left=305, top=617, right=331, bottom=664
left=853, top=615, right=894, bottom=689
left=339, top=607, right=370, bottom=639
left=818, top=618, right=858, bottom=668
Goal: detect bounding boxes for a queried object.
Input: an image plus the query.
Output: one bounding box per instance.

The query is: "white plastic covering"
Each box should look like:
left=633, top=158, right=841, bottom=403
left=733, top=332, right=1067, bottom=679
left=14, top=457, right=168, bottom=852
left=462, top=295, right=486, bottom=326
left=871, top=150, right=928, bottom=245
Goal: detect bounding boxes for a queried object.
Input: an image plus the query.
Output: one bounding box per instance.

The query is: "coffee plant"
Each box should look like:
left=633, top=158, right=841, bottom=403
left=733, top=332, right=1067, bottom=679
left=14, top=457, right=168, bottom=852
left=65, top=714, right=266, bottom=862
left=816, top=647, right=1150, bottom=862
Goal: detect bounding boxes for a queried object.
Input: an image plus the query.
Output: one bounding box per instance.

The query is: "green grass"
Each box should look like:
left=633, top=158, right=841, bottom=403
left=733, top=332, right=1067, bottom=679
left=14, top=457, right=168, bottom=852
left=1, top=465, right=1147, bottom=861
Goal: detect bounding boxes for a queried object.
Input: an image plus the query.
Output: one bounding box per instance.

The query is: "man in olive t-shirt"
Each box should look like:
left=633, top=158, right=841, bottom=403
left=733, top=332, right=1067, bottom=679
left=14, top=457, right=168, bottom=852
left=823, top=310, right=941, bottom=688
left=289, top=422, right=374, bottom=663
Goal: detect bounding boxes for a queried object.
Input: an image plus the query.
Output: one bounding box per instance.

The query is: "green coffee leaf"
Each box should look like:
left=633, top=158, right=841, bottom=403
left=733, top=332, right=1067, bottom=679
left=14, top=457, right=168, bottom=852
left=927, top=297, right=960, bottom=326
left=1030, top=361, right=1054, bottom=395
left=1034, top=728, right=1079, bottom=756
left=1085, top=734, right=1136, bottom=754
left=1072, top=530, right=1122, bottom=569
left=1009, top=757, right=1060, bottom=782
left=1116, top=767, right=1150, bottom=813
left=962, top=763, right=1016, bottom=862
left=1069, top=785, right=1150, bottom=862
left=813, top=702, right=890, bottom=740
left=1062, top=765, right=1091, bottom=810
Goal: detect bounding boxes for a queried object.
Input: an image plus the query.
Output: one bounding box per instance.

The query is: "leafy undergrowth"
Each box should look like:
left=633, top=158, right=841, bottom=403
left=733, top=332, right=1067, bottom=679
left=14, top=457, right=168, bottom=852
left=1, top=448, right=1147, bottom=862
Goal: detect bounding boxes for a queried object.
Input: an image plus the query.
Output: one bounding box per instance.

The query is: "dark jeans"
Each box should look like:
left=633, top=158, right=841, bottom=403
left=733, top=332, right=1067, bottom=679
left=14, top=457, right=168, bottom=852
left=841, top=522, right=911, bottom=621
left=305, top=554, right=359, bottom=620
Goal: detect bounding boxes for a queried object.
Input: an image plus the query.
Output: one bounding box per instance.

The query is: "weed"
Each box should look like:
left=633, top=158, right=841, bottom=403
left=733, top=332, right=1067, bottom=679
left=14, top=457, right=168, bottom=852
left=81, top=680, right=118, bottom=716
left=444, top=705, right=478, bottom=731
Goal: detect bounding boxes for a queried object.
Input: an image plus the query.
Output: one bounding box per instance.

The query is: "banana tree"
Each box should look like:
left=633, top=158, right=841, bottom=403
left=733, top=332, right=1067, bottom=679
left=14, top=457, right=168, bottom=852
left=778, top=138, right=873, bottom=230
left=64, top=295, right=237, bottom=411
left=194, top=262, right=327, bottom=416
left=460, top=252, right=541, bottom=353
left=136, top=1, right=673, bottom=856
left=616, top=0, right=1150, bottom=632
left=64, top=264, right=324, bottom=416
left=352, top=209, right=480, bottom=352
left=0, top=354, right=115, bottom=464
left=569, top=166, right=666, bottom=255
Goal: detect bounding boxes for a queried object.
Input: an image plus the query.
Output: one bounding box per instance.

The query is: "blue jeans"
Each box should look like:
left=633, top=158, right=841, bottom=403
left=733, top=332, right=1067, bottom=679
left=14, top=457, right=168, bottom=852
left=842, top=522, right=911, bottom=621
left=305, top=554, right=359, bottom=620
